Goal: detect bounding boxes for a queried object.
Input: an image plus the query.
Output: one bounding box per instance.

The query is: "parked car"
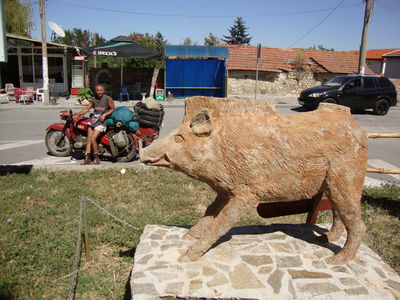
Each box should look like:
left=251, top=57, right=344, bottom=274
left=298, top=75, right=397, bottom=115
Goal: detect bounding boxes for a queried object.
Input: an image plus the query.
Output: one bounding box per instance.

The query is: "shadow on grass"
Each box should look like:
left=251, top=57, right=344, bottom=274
left=123, top=271, right=132, bottom=300
left=119, top=247, right=136, bottom=258
left=0, top=165, right=33, bottom=176
left=0, top=283, right=16, bottom=300
left=119, top=248, right=136, bottom=299
left=362, top=195, right=400, bottom=218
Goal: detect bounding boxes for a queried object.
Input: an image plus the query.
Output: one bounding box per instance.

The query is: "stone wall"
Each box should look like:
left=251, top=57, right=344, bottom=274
left=227, top=70, right=338, bottom=97
left=390, top=79, right=400, bottom=100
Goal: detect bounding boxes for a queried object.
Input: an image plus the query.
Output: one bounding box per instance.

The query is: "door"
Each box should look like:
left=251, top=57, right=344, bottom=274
left=340, top=78, right=363, bottom=109
left=0, top=54, right=19, bottom=87
left=361, top=77, right=379, bottom=108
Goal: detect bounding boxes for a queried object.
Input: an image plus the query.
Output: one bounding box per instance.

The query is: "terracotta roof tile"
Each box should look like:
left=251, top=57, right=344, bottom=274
left=383, top=50, right=400, bottom=57
left=223, top=44, right=375, bottom=75
left=366, top=48, right=399, bottom=59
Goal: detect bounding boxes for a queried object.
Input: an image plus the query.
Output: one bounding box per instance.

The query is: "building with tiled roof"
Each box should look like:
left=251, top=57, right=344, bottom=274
left=382, top=50, right=400, bottom=79
left=225, top=44, right=375, bottom=75
left=363, top=48, right=399, bottom=75
left=222, top=44, right=376, bottom=97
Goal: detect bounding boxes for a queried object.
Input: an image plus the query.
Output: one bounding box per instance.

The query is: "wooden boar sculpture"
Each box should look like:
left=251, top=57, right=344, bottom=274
left=140, top=96, right=368, bottom=264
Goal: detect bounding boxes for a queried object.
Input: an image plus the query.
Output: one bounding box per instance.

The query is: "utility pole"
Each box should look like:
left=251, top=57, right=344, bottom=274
left=93, top=33, right=96, bottom=68
left=358, top=0, right=374, bottom=75
left=40, top=0, right=50, bottom=104
left=255, top=43, right=261, bottom=99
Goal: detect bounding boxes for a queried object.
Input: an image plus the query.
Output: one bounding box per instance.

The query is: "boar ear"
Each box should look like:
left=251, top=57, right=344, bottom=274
left=190, top=109, right=213, bottom=136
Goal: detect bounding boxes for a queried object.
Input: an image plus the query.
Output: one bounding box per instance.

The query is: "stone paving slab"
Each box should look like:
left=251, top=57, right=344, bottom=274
left=131, top=224, right=400, bottom=300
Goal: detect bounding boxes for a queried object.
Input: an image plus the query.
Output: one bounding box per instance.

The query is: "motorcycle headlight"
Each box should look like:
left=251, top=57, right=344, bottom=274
left=308, top=92, right=324, bottom=98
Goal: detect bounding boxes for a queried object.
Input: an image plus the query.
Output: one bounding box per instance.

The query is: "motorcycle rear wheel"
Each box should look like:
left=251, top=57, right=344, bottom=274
left=116, top=133, right=137, bottom=162
left=45, top=130, right=72, bottom=157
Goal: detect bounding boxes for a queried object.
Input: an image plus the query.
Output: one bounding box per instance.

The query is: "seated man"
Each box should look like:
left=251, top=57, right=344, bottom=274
left=73, top=85, right=115, bottom=164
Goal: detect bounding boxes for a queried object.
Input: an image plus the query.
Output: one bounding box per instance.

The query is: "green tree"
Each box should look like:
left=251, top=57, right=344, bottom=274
left=182, top=37, right=197, bottom=46
left=4, top=0, right=34, bottom=37
left=126, top=32, right=166, bottom=68
left=309, top=44, right=335, bottom=51
left=222, top=17, right=252, bottom=45
left=204, top=33, right=220, bottom=46
left=51, top=28, right=105, bottom=48
left=154, top=32, right=167, bottom=54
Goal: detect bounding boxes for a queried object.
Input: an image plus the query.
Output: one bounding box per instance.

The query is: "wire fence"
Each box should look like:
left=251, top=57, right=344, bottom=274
left=66, top=196, right=141, bottom=300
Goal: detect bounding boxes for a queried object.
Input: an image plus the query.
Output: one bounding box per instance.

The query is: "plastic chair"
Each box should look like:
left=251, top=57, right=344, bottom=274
left=118, top=86, right=129, bottom=102
left=35, top=88, right=44, bottom=102
left=4, top=83, right=15, bottom=101
left=0, top=94, right=9, bottom=104
left=19, top=87, right=35, bottom=105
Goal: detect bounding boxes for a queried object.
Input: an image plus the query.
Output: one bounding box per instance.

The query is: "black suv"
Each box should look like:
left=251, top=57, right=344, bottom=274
left=298, top=75, right=397, bottom=115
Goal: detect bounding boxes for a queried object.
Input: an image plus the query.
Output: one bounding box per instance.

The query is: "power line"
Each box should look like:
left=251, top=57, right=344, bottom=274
left=375, top=3, right=400, bottom=11
left=47, top=0, right=361, bottom=18
left=287, top=0, right=346, bottom=48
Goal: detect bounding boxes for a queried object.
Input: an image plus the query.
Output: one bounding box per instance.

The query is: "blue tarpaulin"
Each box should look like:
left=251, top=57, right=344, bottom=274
left=165, top=45, right=229, bottom=98
left=166, top=59, right=226, bottom=98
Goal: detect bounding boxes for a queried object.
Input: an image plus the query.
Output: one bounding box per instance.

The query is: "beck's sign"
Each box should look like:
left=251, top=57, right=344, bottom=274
left=92, top=50, right=118, bottom=56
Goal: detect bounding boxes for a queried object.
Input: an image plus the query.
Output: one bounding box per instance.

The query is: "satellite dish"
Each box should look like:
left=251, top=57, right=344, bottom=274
left=48, top=21, right=65, bottom=38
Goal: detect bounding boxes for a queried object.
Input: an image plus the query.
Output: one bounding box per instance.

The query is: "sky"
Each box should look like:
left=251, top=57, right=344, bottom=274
left=29, top=0, right=400, bottom=51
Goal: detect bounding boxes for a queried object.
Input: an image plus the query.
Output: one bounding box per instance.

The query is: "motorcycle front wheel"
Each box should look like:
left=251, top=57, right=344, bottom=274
left=116, top=133, right=137, bottom=162
left=45, top=130, right=72, bottom=157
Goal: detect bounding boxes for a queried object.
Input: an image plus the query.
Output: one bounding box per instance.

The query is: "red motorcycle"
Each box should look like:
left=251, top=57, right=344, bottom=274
left=45, top=109, right=160, bottom=162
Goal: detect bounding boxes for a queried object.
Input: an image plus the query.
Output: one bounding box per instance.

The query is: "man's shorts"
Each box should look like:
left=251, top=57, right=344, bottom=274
left=94, top=124, right=107, bottom=132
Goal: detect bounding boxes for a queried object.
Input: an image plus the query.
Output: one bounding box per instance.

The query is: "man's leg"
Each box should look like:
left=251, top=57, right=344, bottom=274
left=91, top=129, right=102, bottom=164
left=82, top=127, right=93, bottom=165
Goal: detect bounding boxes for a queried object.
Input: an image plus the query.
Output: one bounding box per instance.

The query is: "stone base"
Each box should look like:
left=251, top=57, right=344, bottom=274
left=131, top=224, right=400, bottom=300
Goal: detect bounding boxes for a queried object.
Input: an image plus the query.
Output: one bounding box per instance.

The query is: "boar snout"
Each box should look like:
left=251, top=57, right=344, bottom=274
left=139, top=143, right=171, bottom=167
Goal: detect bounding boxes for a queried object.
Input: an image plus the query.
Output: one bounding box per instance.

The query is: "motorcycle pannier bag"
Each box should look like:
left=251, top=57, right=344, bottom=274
left=105, top=106, right=139, bottom=131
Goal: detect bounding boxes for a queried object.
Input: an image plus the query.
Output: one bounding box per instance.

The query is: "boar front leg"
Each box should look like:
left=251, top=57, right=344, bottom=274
left=183, top=192, right=229, bottom=240
left=181, top=188, right=259, bottom=262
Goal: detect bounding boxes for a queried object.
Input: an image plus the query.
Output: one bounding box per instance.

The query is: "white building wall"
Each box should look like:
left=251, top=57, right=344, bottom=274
left=384, top=58, right=400, bottom=79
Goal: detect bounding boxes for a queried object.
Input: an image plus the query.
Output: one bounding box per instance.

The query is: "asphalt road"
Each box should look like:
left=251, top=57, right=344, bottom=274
left=0, top=104, right=399, bottom=185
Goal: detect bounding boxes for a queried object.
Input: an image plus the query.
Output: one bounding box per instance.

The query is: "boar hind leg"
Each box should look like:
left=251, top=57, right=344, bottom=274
left=182, top=190, right=258, bottom=262
left=319, top=208, right=345, bottom=242
left=184, top=193, right=229, bottom=240
left=324, top=177, right=366, bottom=264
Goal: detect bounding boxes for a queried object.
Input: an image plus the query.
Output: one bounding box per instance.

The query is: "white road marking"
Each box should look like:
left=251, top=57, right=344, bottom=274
left=0, top=140, right=43, bottom=151
left=368, top=159, right=400, bottom=181
left=11, top=156, right=77, bottom=166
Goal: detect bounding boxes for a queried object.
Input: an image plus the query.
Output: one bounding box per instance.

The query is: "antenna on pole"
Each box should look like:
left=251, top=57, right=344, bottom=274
left=48, top=21, right=65, bottom=39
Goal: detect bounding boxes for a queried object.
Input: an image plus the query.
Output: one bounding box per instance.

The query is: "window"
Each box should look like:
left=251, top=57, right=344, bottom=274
left=378, top=78, right=393, bottom=88
left=34, top=55, right=43, bottom=82
left=21, top=55, right=33, bottom=82
left=363, top=78, right=375, bottom=89
left=48, top=57, right=64, bottom=83
left=345, top=79, right=361, bottom=89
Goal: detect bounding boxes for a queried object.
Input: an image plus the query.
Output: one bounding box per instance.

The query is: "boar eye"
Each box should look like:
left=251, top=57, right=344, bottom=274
left=174, top=135, right=184, bottom=143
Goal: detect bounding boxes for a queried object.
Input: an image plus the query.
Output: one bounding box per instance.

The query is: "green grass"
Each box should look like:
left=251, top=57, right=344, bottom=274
left=0, top=168, right=399, bottom=299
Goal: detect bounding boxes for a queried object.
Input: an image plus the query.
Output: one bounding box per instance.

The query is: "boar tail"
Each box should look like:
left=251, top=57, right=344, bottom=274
left=317, top=103, right=350, bottom=114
